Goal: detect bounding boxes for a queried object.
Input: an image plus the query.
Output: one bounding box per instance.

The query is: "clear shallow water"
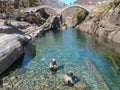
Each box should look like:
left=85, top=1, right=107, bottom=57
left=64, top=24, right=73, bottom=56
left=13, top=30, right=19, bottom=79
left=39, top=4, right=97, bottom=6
left=0, top=28, right=120, bottom=90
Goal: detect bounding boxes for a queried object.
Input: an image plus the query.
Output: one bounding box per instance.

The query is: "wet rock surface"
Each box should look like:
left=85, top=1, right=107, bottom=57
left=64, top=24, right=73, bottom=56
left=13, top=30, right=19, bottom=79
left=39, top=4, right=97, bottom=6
left=79, top=1, right=120, bottom=44
left=0, top=34, right=25, bottom=75
left=0, top=12, right=60, bottom=75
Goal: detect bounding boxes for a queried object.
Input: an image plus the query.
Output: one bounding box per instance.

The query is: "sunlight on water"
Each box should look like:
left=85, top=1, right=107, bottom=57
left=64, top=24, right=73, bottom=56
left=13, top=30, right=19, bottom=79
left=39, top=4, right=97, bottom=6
left=0, top=28, right=120, bottom=90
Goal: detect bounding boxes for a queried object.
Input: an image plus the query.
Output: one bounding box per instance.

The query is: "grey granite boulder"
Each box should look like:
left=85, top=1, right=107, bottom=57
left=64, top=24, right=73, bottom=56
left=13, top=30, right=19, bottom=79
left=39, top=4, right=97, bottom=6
left=0, top=34, right=25, bottom=75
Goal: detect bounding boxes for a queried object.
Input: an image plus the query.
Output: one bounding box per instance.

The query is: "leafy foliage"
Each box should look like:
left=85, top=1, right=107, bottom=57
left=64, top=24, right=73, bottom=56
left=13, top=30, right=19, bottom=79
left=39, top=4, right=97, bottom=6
left=109, top=0, right=120, bottom=8
left=14, top=0, right=19, bottom=9
left=29, top=0, right=39, bottom=7
left=72, top=8, right=88, bottom=27
left=113, top=0, right=120, bottom=6
left=76, top=9, right=86, bottom=21
left=74, top=8, right=88, bottom=23
left=19, top=0, right=29, bottom=7
left=19, top=0, right=38, bottom=7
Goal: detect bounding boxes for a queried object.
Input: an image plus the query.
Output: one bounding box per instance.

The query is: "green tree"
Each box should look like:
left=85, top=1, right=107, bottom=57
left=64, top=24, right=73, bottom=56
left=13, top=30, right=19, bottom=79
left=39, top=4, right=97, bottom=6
left=75, top=8, right=88, bottom=22
left=29, top=0, right=39, bottom=7
left=19, top=0, right=29, bottom=8
left=14, top=0, right=19, bottom=9
left=72, top=8, right=88, bottom=27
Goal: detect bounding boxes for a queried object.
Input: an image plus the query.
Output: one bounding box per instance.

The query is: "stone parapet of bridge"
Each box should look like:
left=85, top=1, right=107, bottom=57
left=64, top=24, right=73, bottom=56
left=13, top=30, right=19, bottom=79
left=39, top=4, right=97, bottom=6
left=20, top=4, right=96, bottom=14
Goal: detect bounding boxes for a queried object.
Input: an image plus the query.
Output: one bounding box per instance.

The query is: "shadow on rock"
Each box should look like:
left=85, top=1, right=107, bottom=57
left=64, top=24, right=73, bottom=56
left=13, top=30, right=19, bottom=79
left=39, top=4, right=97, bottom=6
left=0, top=54, right=24, bottom=79
left=0, top=27, right=25, bottom=35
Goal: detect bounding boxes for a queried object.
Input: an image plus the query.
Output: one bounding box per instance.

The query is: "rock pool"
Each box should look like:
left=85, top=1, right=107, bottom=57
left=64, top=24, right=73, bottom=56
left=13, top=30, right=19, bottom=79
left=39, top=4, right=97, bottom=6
left=0, top=28, right=120, bottom=90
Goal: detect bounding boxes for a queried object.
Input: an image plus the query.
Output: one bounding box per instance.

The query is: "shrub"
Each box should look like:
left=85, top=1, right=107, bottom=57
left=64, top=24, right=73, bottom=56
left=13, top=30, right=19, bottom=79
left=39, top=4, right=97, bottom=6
left=113, top=0, right=120, bottom=6
left=109, top=0, right=120, bottom=8
left=75, top=8, right=87, bottom=22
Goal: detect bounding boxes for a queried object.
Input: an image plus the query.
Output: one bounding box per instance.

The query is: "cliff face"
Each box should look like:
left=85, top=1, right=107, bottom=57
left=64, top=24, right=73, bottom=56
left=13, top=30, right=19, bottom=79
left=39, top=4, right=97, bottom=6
left=79, top=0, right=120, bottom=44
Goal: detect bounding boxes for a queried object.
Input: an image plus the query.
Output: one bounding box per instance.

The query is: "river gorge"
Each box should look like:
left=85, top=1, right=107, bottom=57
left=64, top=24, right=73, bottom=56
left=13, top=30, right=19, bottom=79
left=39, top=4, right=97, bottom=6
left=0, top=28, right=120, bottom=90
left=0, top=0, right=120, bottom=90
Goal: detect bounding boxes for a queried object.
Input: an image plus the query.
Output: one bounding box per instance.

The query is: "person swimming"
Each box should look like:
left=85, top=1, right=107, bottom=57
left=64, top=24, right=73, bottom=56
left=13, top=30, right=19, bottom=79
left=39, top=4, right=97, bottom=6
left=49, top=58, right=57, bottom=71
left=64, top=71, right=74, bottom=86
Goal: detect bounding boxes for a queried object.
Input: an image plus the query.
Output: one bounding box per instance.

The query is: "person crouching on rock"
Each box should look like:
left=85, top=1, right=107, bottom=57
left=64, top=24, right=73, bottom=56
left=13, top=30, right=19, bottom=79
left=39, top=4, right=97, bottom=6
left=64, top=71, right=74, bottom=86
left=49, top=58, right=57, bottom=71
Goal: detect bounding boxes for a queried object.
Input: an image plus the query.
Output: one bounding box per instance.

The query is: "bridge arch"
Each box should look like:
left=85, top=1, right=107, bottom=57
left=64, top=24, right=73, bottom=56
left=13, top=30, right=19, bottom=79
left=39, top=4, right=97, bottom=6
left=34, top=5, right=58, bottom=14
left=61, top=4, right=89, bottom=14
left=22, top=5, right=58, bottom=14
left=22, top=4, right=92, bottom=15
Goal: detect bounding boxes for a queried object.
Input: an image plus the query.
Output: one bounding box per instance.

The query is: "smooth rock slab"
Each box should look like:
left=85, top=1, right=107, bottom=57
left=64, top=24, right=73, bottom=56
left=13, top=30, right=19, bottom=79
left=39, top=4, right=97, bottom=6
left=0, top=34, right=25, bottom=75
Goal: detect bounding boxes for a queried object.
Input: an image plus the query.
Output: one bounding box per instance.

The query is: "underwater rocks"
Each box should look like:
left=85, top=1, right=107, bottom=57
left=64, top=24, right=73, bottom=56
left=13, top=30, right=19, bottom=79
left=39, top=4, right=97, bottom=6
left=80, top=56, right=109, bottom=90
left=1, top=68, right=90, bottom=90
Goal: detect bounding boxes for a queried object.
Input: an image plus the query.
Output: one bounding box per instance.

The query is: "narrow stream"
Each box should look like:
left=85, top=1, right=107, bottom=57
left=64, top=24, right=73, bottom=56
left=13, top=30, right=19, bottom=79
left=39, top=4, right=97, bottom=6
left=0, top=28, right=120, bottom=90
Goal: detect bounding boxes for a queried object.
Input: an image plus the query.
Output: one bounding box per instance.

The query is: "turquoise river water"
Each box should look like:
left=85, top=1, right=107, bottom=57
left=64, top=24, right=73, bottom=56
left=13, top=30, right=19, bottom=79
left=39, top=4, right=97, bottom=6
left=0, top=28, right=120, bottom=90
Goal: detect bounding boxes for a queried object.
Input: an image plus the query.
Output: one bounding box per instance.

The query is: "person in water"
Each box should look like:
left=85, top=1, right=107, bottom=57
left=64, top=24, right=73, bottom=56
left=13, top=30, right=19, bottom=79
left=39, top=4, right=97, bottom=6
left=64, top=71, right=74, bottom=86
left=49, top=58, right=57, bottom=71
left=4, top=19, right=13, bottom=27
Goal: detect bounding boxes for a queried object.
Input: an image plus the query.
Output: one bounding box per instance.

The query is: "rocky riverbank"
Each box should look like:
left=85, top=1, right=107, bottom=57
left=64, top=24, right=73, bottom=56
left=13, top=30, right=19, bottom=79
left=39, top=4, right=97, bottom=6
left=0, top=19, right=29, bottom=75
left=0, top=34, right=26, bottom=75
left=0, top=14, right=60, bottom=75
left=79, top=0, right=120, bottom=44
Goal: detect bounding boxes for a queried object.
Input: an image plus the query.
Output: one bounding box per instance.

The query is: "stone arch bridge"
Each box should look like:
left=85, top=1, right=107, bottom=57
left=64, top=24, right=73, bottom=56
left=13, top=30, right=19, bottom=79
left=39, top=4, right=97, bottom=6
left=20, top=4, right=95, bottom=14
